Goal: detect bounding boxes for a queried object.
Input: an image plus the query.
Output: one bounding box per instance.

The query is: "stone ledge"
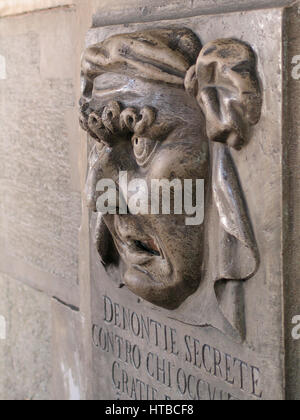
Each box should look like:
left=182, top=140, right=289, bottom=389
left=0, top=0, right=74, bottom=17
left=91, top=0, right=298, bottom=26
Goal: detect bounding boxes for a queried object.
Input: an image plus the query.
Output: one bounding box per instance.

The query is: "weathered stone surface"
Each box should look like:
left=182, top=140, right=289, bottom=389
left=52, top=299, right=85, bottom=400
left=0, top=0, right=74, bottom=17
left=1, top=0, right=295, bottom=21
left=0, top=3, right=87, bottom=401
left=0, top=0, right=298, bottom=402
left=82, top=6, right=293, bottom=400
left=283, top=3, right=300, bottom=401
left=0, top=273, right=52, bottom=400
left=90, top=0, right=296, bottom=26
left=0, top=8, right=81, bottom=307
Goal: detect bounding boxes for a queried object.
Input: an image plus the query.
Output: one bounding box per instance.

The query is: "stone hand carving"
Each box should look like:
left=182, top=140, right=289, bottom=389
left=79, top=28, right=262, bottom=339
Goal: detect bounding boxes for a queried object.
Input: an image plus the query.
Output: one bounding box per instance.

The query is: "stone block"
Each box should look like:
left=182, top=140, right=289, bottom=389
left=0, top=273, right=52, bottom=400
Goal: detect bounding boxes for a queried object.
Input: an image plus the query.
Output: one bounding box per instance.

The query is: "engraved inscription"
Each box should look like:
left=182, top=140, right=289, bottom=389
left=91, top=295, right=263, bottom=400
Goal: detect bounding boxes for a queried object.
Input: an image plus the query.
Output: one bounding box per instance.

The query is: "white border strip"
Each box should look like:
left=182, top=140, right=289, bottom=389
left=0, top=0, right=74, bottom=17
left=0, top=315, right=6, bottom=340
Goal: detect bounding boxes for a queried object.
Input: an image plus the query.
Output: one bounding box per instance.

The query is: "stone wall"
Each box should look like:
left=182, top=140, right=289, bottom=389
left=0, top=3, right=81, bottom=400
left=0, top=0, right=298, bottom=400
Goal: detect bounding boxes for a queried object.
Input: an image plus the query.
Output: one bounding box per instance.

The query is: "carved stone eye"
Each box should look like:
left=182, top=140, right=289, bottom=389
left=132, top=135, right=158, bottom=166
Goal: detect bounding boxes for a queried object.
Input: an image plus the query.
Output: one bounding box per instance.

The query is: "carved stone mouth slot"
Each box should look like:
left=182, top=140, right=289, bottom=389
left=134, top=240, right=161, bottom=256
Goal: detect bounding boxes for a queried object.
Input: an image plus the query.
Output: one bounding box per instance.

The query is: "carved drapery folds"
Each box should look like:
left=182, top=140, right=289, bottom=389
left=79, top=28, right=262, bottom=340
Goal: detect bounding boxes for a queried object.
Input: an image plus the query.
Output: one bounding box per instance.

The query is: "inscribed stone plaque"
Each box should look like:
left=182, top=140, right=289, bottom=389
left=80, top=8, right=288, bottom=400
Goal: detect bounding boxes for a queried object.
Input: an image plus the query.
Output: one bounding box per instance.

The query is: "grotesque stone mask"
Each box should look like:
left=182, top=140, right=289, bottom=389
left=79, top=28, right=262, bottom=338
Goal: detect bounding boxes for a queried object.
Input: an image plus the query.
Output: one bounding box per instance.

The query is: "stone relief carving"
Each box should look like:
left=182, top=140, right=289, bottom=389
left=79, top=28, right=262, bottom=341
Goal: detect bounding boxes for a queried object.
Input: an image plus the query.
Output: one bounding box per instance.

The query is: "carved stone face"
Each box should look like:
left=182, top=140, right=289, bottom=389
left=80, top=29, right=262, bottom=327
left=85, top=78, right=210, bottom=310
